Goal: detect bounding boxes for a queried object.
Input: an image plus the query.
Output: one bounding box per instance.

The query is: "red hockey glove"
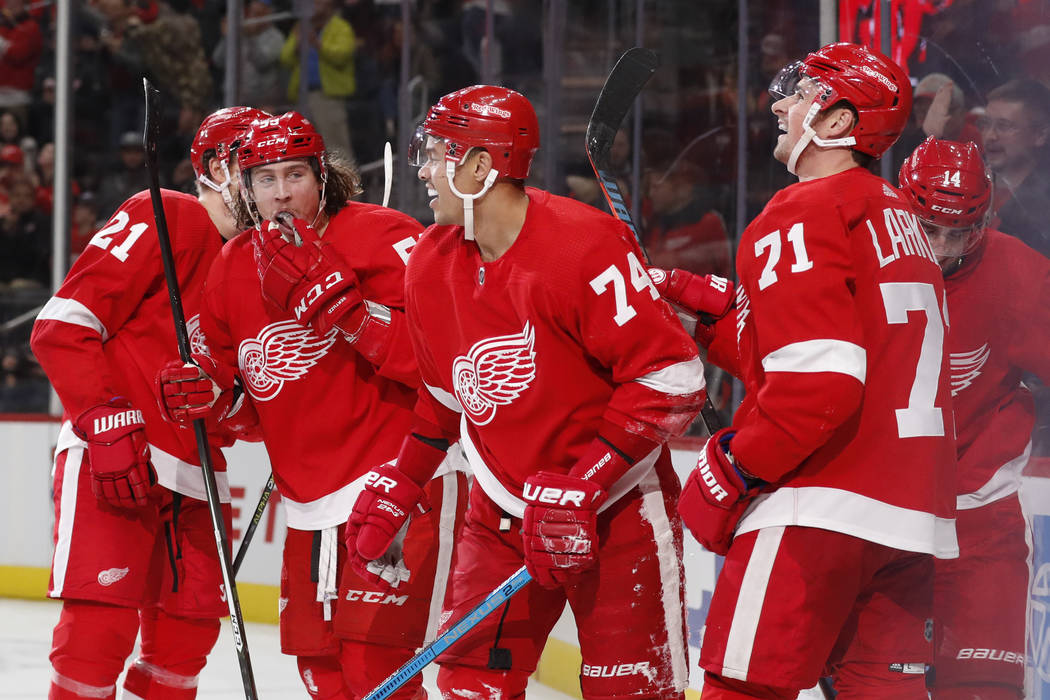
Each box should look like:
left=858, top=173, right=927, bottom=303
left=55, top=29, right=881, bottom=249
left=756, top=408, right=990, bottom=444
left=678, top=428, right=761, bottom=555
left=252, top=217, right=367, bottom=335
left=648, top=268, right=734, bottom=323
left=73, top=399, right=156, bottom=509
left=156, top=354, right=236, bottom=424
left=521, top=471, right=608, bottom=589
left=345, top=465, right=428, bottom=588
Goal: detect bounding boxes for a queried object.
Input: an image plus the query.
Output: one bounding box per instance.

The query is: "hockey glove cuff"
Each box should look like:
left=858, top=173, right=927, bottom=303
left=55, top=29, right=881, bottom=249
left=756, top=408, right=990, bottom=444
left=73, top=398, right=156, bottom=509
left=522, top=471, right=607, bottom=589
left=678, top=428, right=762, bottom=555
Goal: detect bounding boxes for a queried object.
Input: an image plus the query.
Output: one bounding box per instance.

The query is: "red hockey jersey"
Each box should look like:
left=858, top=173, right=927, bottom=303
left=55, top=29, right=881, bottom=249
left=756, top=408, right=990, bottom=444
left=944, top=230, right=1050, bottom=504
left=31, top=190, right=231, bottom=502
left=200, top=202, right=424, bottom=529
left=727, top=167, right=958, bottom=558
left=405, top=188, right=705, bottom=517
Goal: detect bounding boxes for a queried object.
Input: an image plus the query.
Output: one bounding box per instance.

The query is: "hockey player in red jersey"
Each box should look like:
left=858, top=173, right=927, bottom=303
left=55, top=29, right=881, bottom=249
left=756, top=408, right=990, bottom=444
left=344, top=85, right=707, bottom=699
left=29, top=106, right=266, bottom=700
left=899, top=136, right=1050, bottom=700
left=654, top=44, right=958, bottom=698
left=158, top=110, right=467, bottom=700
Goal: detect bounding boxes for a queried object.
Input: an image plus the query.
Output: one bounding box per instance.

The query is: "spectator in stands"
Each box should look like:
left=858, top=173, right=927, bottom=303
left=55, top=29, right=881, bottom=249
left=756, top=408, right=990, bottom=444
left=27, top=75, right=55, bottom=145
left=71, top=191, right=100, bottom=257
left=980, top=78, right=1050, bottom=258
left=281, top=0, right=357, bottom=159
left=0, top=143, right=22, bottom=188
left=643, top=158, right=732, bottom=278
left=91, top=0, right=149, bottom=149
left=133, top=0, right=213, bottom=115
left=0, top=109, right=22, bottom=147
left=212, top=0, right=285, bottom=109
left=96, top=131, right=146, bottom=217
left=0, top=174, right=49, bottom=288
left=0, top=0, right=43, bottom=118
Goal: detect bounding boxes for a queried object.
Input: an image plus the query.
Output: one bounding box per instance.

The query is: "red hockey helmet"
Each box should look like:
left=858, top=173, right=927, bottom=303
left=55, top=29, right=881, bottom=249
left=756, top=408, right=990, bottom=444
left=770, top=42, right=912, bottom=158
left=899, top=136, right=991, bottom=229
left=238, top=111, right=327, bottom=179
left=411, top=85, right=540, bottom=179
left=190, top=106, right=269, bottom=180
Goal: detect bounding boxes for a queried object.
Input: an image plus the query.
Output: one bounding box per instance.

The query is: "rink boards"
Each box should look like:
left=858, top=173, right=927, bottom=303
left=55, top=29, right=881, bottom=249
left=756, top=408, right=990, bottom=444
left=2, top=417, right=1049, bottom=698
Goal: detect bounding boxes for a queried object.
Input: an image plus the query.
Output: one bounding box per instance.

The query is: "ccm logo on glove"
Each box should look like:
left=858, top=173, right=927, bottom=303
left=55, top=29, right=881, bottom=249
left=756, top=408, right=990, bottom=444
left=522, top=483, right=596, bottom=507
left=293, top=271, right=345, bottom=321
left=92, top=409, right=145, bottom=435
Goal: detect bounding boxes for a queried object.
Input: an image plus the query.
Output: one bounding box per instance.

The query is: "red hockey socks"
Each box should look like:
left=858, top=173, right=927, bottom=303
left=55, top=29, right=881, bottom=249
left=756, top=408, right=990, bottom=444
left=296, top=655, right=353, bottom=700
left=122, top=607, right=220, bottom=700
left=49, top=600, right=139, bottom=699
left=340, top=639, right=425, bottom=700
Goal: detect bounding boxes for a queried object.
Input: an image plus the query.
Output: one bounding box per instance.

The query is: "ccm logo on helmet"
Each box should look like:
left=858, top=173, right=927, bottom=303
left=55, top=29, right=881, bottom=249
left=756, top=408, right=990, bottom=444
left=931, top=204, right=964, bottom=215
left=467, top=102, right=511, bottom=119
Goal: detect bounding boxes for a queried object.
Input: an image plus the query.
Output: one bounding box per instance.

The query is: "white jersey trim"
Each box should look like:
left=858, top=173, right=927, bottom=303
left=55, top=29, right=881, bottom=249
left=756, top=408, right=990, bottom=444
left=280, top=445, right=468, bottom=531
left=424, top=382, right=463, bottom=413
left=638, top=469, right=690, bottom=691
left=37, top=296, right=109, bottom=340
left=634, top=358, right=706, bottom=395
left=56, top=421, right=231, bottom=504
left=424, top=471, right=462, bottom=644
left=956, top=441, right=1029, bottom=511
left=736, top=485, right=958, bottom=559
left=458, top=413, right=659, bottom=518
left=50, top=445, right=84, bottom=597
left=761, top=339, right=866, bottom=383
left=722, top=526, right=785, bottom=681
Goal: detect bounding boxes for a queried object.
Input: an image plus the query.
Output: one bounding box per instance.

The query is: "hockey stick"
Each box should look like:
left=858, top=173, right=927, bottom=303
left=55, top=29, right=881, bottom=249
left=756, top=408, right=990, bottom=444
left=362, top=566, right=532, bottom=700
left=232, top=473, right=275, bottom=577
left=584, top=47, right=724, bottom=438
left=382, top=141, right=393, bottom=208
left=142, top=79, right=259, bottom=700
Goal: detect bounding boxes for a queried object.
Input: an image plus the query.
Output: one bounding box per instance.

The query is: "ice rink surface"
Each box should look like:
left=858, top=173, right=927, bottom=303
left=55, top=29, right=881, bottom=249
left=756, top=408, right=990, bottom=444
left=0, top=598, right=575, bottom=699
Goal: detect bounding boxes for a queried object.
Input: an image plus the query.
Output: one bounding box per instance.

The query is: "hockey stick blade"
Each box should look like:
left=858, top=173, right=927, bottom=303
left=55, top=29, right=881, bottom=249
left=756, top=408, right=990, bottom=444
left=362, top=566, right=533, bottom=700
left=143, top=78, right=260, bottom=700
left=586, top=47, right=658, bottom=168
left=586, top=47, right=657, bottom=242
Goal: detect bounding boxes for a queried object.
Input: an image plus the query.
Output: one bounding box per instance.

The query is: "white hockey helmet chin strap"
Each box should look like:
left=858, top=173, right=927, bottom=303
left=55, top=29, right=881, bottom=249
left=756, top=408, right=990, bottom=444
left=199, top=158, right=237, bottom=211
left=787, top=100, right=858, bottom=176
left=444, top=149, right=499, bottom=241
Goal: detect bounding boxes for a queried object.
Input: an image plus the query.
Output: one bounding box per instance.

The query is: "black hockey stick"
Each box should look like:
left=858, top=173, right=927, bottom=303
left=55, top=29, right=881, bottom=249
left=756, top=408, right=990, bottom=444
left=143, top=78, right=259, bottom=700
left=584, top=47, right=724, bottom=438
left=232, top=473, right=275, bottom=577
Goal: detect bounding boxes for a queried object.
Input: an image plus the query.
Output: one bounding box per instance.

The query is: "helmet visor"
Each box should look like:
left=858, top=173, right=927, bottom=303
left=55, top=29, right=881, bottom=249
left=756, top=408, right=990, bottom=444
left=407, top=123, right=428, bottom=167
left=768, top=60, right=805, bottom=100
left=918, top=219, right=984, bottom=264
